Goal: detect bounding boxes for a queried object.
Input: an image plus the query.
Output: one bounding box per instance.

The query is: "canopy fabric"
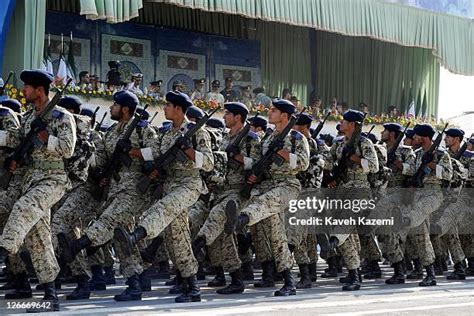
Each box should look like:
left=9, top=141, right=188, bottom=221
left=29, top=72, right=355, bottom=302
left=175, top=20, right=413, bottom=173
left=149, top=0, right=474, bottom=76
left=80, top=0, right=143, bottom=23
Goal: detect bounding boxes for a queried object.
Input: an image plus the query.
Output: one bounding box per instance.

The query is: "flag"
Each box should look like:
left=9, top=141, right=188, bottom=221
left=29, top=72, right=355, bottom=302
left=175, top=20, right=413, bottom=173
left=55, top=34, right=68, bottom=85
left=415, top=87, right=422, bottom=119
left=400, top=84, right=406, bottom=115
left=406, top=85, right=415, bottom=118
left=66, top=32, right=77, bottom=83
left=421, top=90, right=428, bottom=120
left=42, top=34, right=53, bottom=74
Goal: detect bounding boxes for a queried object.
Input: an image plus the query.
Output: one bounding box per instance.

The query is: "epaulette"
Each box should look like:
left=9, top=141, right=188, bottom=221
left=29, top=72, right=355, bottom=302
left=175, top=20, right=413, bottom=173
left=290, top=130, right=303, bottom=140
left=0, top=108, right=10, bottom=117
left=137, top=120, right=148, bottom=128
left=158, top=123, right=172, bottom=133
left=52, top=109, right=65, bottom=120
left=246, top=130, right=258, bottom=140
left=187, top=122, right=196, bottom=129
left=463, top=150, right=474, bottom=158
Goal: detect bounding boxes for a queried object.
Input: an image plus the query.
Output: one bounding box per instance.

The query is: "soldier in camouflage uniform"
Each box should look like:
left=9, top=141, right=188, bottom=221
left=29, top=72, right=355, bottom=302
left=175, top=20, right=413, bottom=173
left=58, top=90, right=156, bottom=302
left=401, top=124, right=453, bottom=286
left=0, top=70, right=77, bottom=311
left=192, top=102, right=259, bottom=294
left=286, top=113, right=324, bottom=288
left=226, top=99, right=310, bottom=297
left=325, top=110, right=379, bottom=291
left=114, top=91, right=214, bottom=303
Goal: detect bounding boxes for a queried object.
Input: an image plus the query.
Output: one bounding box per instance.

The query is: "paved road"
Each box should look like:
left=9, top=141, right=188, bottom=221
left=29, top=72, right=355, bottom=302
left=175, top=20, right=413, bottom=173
left=1, top=264, right=473, bottom=315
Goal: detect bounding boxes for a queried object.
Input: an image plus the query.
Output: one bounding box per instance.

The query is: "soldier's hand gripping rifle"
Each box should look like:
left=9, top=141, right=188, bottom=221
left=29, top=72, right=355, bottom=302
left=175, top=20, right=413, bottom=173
left=136, top=107, right=219, bottom=194
left=406, top=123, right=449, bottom=189
left=453, top=133, right=473, bottom=160
left=239, top=108, right=306, bottom=199
left=387, top=122, right=411, bottom=164
left=1, top=78, right=73, bottom=190
left=91, top=104, right=149, bottom=201
left=327, top=113, right=367, bottom=185
left=94, top=112, right=107, bottom=131
left=311, top=112, right=330, bottom=139
left=226, top=113, right=259, bottom=171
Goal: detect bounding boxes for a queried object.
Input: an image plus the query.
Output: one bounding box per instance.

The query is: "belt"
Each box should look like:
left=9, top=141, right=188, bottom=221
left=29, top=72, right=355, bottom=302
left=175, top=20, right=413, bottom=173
left=32, top=160, right=65, bottom=171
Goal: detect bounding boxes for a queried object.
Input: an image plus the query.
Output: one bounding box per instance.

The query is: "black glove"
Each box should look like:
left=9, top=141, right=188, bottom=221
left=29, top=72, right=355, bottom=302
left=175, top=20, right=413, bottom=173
left=30, top=118, right=47, bottom=132
left=116, top=139, right=132, bottom=154
left=175, top=136, right=193, bottom=151
left=329, top=236, right=339, bottom=250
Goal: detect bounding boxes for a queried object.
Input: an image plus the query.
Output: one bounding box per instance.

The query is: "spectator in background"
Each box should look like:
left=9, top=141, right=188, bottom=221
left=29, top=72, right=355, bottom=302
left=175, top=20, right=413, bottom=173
left=341, top=102, right=349, bottom=114
left=0, top=78, right=6, bottom=103
left=290, top=95, right=302, bottom=111
left=78, top=71, right=92, bottom=91
left=148, top=80, right=163, bottom=100
left=172, top=80, right=185, bottom=93
left=359, top=102, right=369, bottom=115
left=282, top=88, right=292, bottom=100
left=326, top=97, right=338, bottom=115
left=253, top=87, right=272, bottom=109
left=189, top=78, right=206, bottom=101
left=310, top=96, right=322, bottom=117
left=239, top=85, right=253, bottom=108
left=206, top=80, right=225, bottom=106
left=106, top=60, right=122, bottom=90
left=220, top=77, right=238, bottom=102
left=126, top=73, right=144, bottom=96
left=89, top=75, right=103, bottom=91
left=387, top=105, right=399, bottom=118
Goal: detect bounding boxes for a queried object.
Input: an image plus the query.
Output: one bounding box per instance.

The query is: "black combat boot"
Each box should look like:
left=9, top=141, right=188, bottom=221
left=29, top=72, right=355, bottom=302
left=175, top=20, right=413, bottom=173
left=385, top=261, right=405, bottom=284
left=466, top=257, right=474, bottom=276
left=175, top=275, right=201, bottom=303
left=321, top=257, right=338, bottom=278
left=196, top=264, right=206, bottom=281
left=57, top=233, right=91, bottom=264
left=296, top=264, right=312, bottom=289
left=140, top=236, right=163, bottom=263
left=418, top=264, right=437, bottom=286
left=113, top=226, right=147, bottom=257
left=446, top=261, right=467, bottom=280
left=66, top=274, right=90, bottom=300
left=364, top=260, right=382, bottom=279
left=254, top=261, right=275, bottom=288
left=114, top=274, right=142, bottom=301
left=406, top=258, right=424, bottom=279
left=169, top=271, right=183, bottom=294
left=103, top=266, right=116, bottom=285
left=308, top=262, right=317, bottom=282
left=241, top=261, right=255, bottom=281
left=0, top=272, right=17, bottom=291
left=342, top=269, right=361, bottom=291
left=405, top=258, right=413, bottom=272
left=274, top=269, right=296, bottom=296
left=216, top=269, right=245, bottom=294
left=26, top=282, right=60, bottom=312
left=433, top=257, right=444, bottom=276
left=4, top=272, right=32, bottom=299
left=89, top=265, right=106, bottom=290
left=208, top=266, right=226, bottom=287
left=139, top=271, right=152, bottom=291
left=155, top=260, right=171, bottom=279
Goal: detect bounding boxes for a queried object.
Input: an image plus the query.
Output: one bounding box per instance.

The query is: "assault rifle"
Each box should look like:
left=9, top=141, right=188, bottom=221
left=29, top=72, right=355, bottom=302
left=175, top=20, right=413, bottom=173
left=226, top=113, right=259, bottom=171
left=311, top=112, right=330, bottom=139
left=387, top=122, right=411, bottom=164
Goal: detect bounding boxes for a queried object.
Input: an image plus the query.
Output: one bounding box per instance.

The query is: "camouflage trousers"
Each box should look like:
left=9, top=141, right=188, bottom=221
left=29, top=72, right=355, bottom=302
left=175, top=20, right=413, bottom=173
left=432, top=232, right=465, bottom=264
left=459, top=234, right=474, bottom=258
left=377, top=232, right=405, bottom=264
left=404, top=220, right=436, bottom=267
left=240, top=180, right=300, bottom=272
left=402, top=188, right=443, bottom=230
left=337, top=233, right=361, bottom=270
left=250, top=222, right=274, bottom=263
left=85, top=174, right=149, bottom=278
left=51, top=183, right=102, bottom=277
left=139, top=177, right=202, bottom=278
left=188, top=199, right=209, bottom=240
left=359, top=234, right=382, bottom=262
left=0, top=172, right=69, bottom=284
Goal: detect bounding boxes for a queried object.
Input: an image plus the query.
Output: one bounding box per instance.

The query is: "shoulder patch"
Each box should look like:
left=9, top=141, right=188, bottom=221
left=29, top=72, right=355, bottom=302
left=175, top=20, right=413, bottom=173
left=187, top=122, right=196, bottom=130
left=138, top=120, right=148, bottom=128
left=246, top=130, right=258, bottom=140
left=290, top=130, right=303, bottom=140
left=159, top=123, right=171, bottom=133
left=52, top=109, right=65, bottom=119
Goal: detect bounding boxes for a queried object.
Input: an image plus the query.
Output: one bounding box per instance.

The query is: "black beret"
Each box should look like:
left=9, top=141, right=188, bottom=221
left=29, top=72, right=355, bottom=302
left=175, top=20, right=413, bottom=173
left=414, top=124, right=435, bottom=138
left=186, top=105, right=205, bottom=120
left=224, top=102, right=249, bottom=117
left=250, top=116, right=268, bottom=129
left=113, top=90, right=139, bottom=112
left=405, top=128, right=415, bottom=139
left=206, top=118, right=225, bottom=129
left=80, top=108, right=94, bottom=117
left=135, top=107, right=150, bottom=121
left=150, top=80, right=162, bottom=86
left=58, top=96, right=82, bottom=114
left=1, top=99, right=21, bottom=113
left=166, top=91, right=193, bottom=110
left=272, top=98, right=296, bottom=115
left=108, top=60, right=120, bottom=68
left=296, top=113, right=313, bottom=126
left=20, top=69, right=53, bottom=88
left=383, top=123, right=403, bottom=133
left=445, top=128, right=465, bottom=138
left=211, top=80, right=220, bottom=86
left=343, top=109, right=365, bottom=123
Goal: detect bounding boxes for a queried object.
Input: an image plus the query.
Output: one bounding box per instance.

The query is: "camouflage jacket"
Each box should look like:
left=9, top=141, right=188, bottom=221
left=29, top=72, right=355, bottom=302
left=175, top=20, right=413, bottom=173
left=413, top=147, right=452, bottom=186
left=327, top=136, right=379, bottom=188
left=297, top=136, right=324, bottom=189
left=386, top=144, right=416, bottom=187
left=0, top=105, right=21, bottom=159
left=66, top=114, right=95, bottom=183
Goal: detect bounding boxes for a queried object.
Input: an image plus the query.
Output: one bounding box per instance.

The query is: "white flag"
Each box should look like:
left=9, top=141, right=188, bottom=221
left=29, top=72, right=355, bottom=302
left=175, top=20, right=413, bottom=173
left=56, top=56, right=68, bottom=85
